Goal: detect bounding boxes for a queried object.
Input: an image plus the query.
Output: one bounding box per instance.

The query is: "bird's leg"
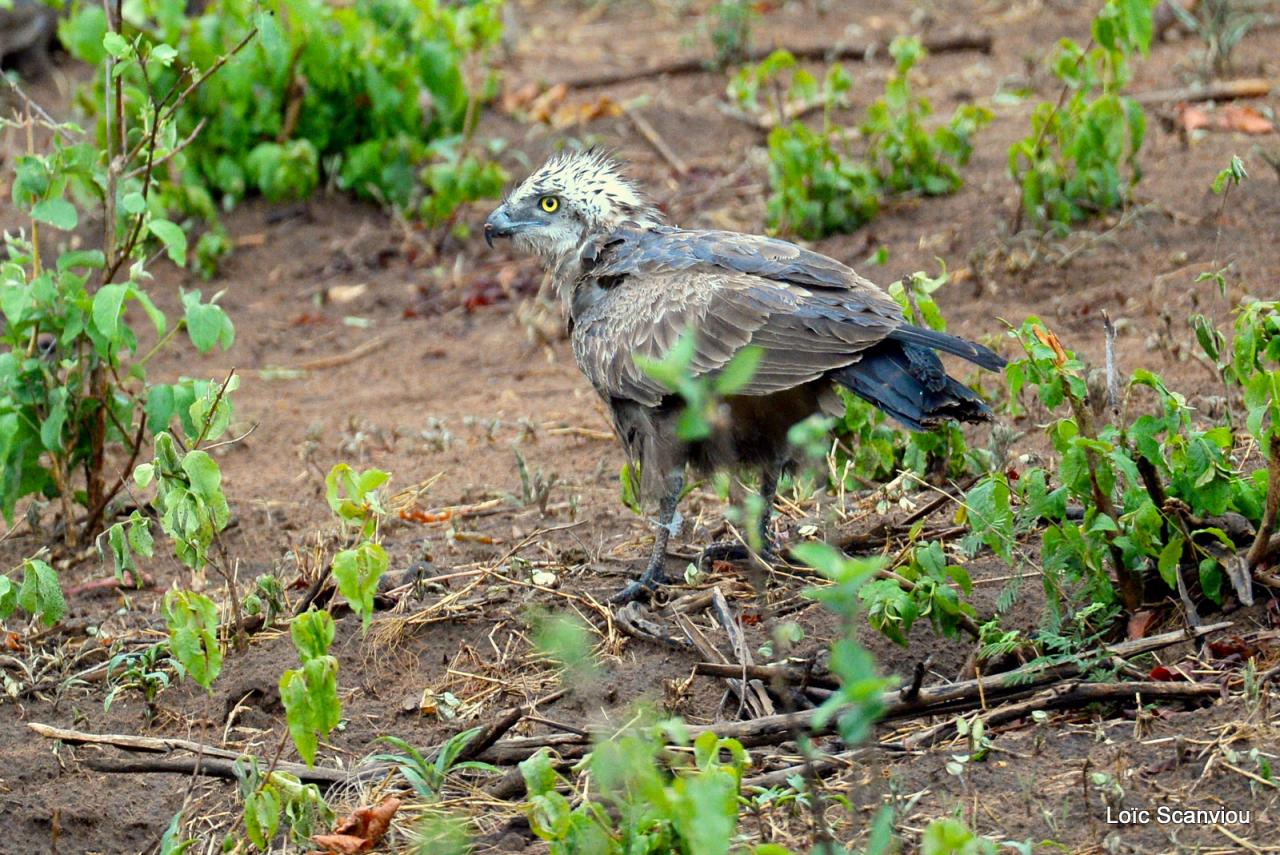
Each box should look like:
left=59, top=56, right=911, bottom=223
left=611, top=469, right=685, bottom=605
left=699, top=468, right=780, bottom=569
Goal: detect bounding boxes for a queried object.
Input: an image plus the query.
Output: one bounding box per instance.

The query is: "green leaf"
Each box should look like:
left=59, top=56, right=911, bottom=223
left=16, top=559, right=65, bottom=626
left=121, top=191, right=147, bottom=215
left=183, top=294, right=233, bottom=353
left=331, top=542, right=388, bottom=633
left=164, top=589, right=223, bottom=690
left=279, top=644, right=341, bottom=767
left=713, top=346, right=763, bottom=395
left=1156, top=536, right=1184, bottom=589
left=31, top=198, right=78, bottom=230
left=92, top=283, right=129, bottom=342
left=148, top=219, right=188, bottom=266
left=102, top=31, right=131, bottom=58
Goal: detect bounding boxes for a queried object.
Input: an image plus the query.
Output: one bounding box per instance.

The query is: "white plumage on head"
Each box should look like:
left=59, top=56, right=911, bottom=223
left=507, top=149, right=663, bottom=232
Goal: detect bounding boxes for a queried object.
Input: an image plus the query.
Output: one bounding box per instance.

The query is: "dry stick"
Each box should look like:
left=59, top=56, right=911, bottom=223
left=675, top=609, right=772, bottom=718
left=476, top=621, right=1234, bottom=768
left=454, top=688, right=568, bottom=763
left=81, top=755, right=347, bottom=787
left=1245, top=441, right=1280, bottom=573
left=901, top=680, right=1220, bottom=750
left=709, top=587, right=775, bottom=717
left=1131, top=77, right=1273, bottom=105
left=290, top=334, right=393, bottom=372
left=555, top=29, right=993, bottom=89
left=27, top=722, right=361, bottom=785
left=692, top=661, right=840, bottom=690
left=626, top=108, right=689, bottom=176
left=741, top=748, right=872, bottom=791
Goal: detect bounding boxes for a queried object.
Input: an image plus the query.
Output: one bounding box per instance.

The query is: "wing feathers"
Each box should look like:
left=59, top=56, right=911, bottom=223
left=569, top=226, right=999, bottom=408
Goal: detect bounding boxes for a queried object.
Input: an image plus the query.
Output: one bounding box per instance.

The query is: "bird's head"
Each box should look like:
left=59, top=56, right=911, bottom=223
left=484, top=150, right=662, bottom=260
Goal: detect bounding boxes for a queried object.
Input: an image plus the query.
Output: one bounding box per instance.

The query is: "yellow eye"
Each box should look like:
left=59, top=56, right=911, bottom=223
left=540, top=196, right=560, bottom=213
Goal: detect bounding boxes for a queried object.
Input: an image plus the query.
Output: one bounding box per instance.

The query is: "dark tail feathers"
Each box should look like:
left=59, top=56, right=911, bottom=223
left=833, top=338, right=997, bottom=432
left=887, top=324, right=1006, bottom=372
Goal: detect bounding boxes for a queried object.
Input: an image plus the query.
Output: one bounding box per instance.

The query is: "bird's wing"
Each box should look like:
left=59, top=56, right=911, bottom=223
left=572, top=228, right=903, bottom=406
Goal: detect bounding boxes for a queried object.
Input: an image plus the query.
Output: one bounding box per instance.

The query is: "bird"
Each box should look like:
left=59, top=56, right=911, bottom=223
left=485, top=150, right=1005, bottom=603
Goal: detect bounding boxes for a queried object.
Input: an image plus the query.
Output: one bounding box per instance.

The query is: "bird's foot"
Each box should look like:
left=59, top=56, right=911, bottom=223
left=610, top=566, right=668, bottom=606
left=699, top=540, right=777, bottom=571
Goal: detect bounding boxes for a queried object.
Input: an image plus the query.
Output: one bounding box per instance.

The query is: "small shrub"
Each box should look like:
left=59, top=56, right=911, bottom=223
left=707, top=0, right=756, bottom=67
left=861, top=37, right=992, bottom=197
left=964, top=309, right=1274, bottom=618
left=751, top=41, right=989, bottom=240
left=58, top=0, right=508, bottom=225
left=1008, top=0, right=1158, bottom=231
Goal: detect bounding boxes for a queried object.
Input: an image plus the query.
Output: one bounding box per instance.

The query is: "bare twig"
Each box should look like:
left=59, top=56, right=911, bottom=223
left=554, top=29, right=992, bottom=89
left=1131, top=77, right=1273, bottom=104
left=626, top=108, right=689, bottom=176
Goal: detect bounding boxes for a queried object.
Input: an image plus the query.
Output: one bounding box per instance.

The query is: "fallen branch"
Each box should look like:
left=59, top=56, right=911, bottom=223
left=555, top=29, right=992, bottom=90
left=29, top=722, right=363, bottom=787
left=82, top=755, right=347, bottom=787
left=478, top=621, right=1233, bottom=765
left=692, top=661, right=839, bottom=690
left=1132, top=78, right=1273, bottom=105
left=901, top=680, right=1220, bottom=749
left=455, top=688, right=568, bottom=763
left=626, top=108, right=689, bottom=175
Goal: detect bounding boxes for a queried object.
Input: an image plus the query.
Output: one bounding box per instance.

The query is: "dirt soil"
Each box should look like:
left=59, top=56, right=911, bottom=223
left=2, top=1, right=1280, bottom=853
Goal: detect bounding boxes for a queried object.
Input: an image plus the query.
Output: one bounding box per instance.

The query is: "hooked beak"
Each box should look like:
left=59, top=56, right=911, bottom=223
left=483, top=206, right=527, bottom=249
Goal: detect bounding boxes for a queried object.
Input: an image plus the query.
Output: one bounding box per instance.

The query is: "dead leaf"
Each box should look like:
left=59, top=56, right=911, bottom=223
left=1176, top=103, right=1211, bottom=133
left=550, top=95, right=624, bottom=128
left=1218, top=104, right=1274, bottom=135
left=501, top=81, right=540, bottom=114
left=528, top=83, right=569, bottom=123
left=309, top=833, right=369, bottom=854
left=1127, top=610, right=1158, bottom=640
left=1032, top=325, right=1069, bottom=367
left=326, top=283, right=368, bottom=304
left=1177, top=102, right=1274, bottom=135
left=312, top=797, right=401, bottom=854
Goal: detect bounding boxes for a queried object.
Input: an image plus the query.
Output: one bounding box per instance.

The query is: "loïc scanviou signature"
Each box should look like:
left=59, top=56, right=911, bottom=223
left=1106, top=805, right=1252, bottom=826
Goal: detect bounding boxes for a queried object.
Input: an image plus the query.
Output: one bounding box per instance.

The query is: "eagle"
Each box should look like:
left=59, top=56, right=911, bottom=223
left=485, top=151, right=1004, bottom=603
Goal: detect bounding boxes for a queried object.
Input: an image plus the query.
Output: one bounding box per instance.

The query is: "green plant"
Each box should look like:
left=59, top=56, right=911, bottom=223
left=1170, top=0, right=1278, bottom=78
left=751, top=54, right=878, bottom=239
left=279, top=608, right=341, bottom=767
left=793, top=543, right=892, bottom=744
left=237, top=756, right=334, bottom=850
left=59, top=0, right=507, bottom=227
left=0, top=60, right=236, bottom=546
left=522, top=728, right=751, bottom=855
left=0, top=555, right=66, bottom=627
left=858, top=540, right=977, bottom=646
left=963, top=313, right=1272, bottom=620
left=242, top=573, right=287, bottom=627
left=920, top=817, right=997, bottom=855
left=164, top=588, right=223, bottom=690
left=748, top=43, right=988, bottom=240
left=104, top=640, right=178, bottom=714
left=861, top=38, right=992, bottom=197
left=158, top=809, right=196, bottom=855
left=368, top=729, right=497, bottom=799
left=1009, top=0, right=1158, bottom=232
left=707, top=0, right=756, bottom=67
left=325, top=463, right=390, bottom=632
left=100, top=374, right=244, bottom=641
left=635, top=332, right=764, bottom=443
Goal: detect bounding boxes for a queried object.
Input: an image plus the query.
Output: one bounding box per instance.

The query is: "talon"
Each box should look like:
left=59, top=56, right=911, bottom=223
left=610, top=578, right=656, bottom=605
